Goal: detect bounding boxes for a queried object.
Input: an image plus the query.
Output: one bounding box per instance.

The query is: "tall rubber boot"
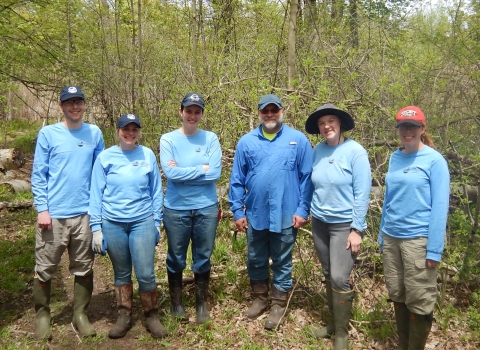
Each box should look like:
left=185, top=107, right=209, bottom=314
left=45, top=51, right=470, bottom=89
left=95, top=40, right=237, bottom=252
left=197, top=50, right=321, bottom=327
left=393, top=302, right=410, bottom=350
left=245, top=279, right=269, bottom=319
left=108, top=284, right=133, bottom=339
left=311, top=278, right=334, bottom=338
left=408, top=312, right=433, bottom=350
left=264, top=284, right=288, bottom=330
left=33, top=277, right=52, bottom=340
left=195, top=270, right=211, bottom=324
left=72, top=274, right=96, bottom=337
left=139, top=288, right=167, bottom=338
left=332, top=289, right=354, bottom=350
left=167, top=271, right=188, bottom=322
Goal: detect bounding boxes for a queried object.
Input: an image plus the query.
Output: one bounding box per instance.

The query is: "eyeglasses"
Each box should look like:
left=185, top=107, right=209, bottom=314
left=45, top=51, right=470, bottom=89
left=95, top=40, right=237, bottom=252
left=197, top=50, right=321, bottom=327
left=398, top=124, right=421, bottom=131
left=63, top=99, right=85, bottom=107
left=260, top=107, right=281, bottom=114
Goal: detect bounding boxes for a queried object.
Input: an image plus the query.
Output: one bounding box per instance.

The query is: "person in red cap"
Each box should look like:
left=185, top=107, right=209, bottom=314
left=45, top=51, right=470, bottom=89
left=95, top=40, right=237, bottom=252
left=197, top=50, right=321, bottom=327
left=379, top=106, right=450, bottom=349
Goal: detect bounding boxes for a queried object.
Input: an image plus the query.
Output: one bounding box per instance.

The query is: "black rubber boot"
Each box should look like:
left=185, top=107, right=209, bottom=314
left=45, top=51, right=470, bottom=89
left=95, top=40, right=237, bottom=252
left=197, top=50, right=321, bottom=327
left=108, top=284, right=133, bottom=339
left=332, top=290, right=354, bottom=350
left=33, top=277, right=52, bottom=340
left=393, top=302, right=410, bottom=350
left=310, top=278, right=334, bottom=338
left=167, top=270, right=188, bottom=322
left=72, top=274, right=96, bottom=337
left=245, top=279, right=269, bottom=319
left=408, top=312, right=433, bottom=350
left=195, top=270, right=211, bottom=324
left=139, top=288, right=168, bottom=338
left=264, top=284, right=288, bottom=330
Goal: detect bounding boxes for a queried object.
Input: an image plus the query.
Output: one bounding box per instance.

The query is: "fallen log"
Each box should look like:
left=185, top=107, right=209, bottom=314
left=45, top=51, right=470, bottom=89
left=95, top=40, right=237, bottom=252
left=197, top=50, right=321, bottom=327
left=0, top=180, right=31, bottom=193
left=0, top=201, right=33, bottom=209
left=0, top=148, right=25, bottom=170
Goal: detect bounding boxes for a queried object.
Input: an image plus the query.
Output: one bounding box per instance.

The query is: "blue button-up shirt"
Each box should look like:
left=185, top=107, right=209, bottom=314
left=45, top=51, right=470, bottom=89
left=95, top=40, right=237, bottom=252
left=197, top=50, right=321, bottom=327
left=229, top=124, right=314, bottom=233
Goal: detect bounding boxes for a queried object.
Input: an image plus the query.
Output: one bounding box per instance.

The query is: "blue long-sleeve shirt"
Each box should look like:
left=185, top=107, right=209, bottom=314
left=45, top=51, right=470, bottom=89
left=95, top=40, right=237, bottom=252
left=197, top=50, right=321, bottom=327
left=310, top=138, right=371, bottom=231
left=379, top=146, right=450, bottom=262
left=160, top=129, right=222, bottom=210
left=89, top=145, right=163, bottom=231
left=32, top=122, right=104, bottom=218
left=229, top=124, right=314, bottom=233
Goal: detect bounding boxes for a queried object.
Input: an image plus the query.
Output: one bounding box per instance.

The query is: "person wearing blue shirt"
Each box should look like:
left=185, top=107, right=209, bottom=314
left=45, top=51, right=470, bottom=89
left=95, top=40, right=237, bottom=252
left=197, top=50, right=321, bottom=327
left=160, top=93, right=222, bottom=325
left=31, top=86, right=104, bottom=339
left=304, top=104, right=371, bottom=350
left=228, top=94, right=313, bottom=330
left=89, top=113, right=166, bottom=339
left=379, top=106, right=449, bottom=350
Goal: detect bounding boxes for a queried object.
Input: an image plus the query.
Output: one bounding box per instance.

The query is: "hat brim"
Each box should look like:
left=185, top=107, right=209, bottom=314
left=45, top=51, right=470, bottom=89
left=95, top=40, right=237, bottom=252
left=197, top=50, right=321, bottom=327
left=258, top=102, right=282, bottom=110
left=182, top=102, right=204, bottom=109
left=117, top=121, right=141, bottom=128
left=305, top=108, right=355, bottom=134
left=395, top=120, right=423, bottom=127
left=60, top=95, right=85, bottom=102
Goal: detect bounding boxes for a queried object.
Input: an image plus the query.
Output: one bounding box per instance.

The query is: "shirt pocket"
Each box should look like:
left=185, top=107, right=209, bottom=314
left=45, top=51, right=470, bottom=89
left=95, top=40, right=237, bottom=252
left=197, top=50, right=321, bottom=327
left=279, top=146, right=297, bottom=171
left=246, top=150, right=262, bottom=173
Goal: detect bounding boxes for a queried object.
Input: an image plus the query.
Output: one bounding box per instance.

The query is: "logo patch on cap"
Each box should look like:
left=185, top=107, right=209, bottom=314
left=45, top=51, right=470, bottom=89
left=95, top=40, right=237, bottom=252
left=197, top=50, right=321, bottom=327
left=127, top=114, right=136, bottom=120
left=67, top=87, right=78, bottom=93
left=400, top=110, right=417, bottom=117
left=189, top=94, right=200, bottom=102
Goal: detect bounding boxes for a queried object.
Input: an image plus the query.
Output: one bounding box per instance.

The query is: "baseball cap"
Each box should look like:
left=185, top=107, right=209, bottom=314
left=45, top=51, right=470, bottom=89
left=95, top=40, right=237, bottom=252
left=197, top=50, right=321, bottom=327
left=258, top=94, right=283, bottom=110
left=181, top=93, right=205, bottom=109
left=117, top=113, right=141, bottom=128
left=395, top=106, right=425, bottom=127
left=60, top=86, right=85, bottom=101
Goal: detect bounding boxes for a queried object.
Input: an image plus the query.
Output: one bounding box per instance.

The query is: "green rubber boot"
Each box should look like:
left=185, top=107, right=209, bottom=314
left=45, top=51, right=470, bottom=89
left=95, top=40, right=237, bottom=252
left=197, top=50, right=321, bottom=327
left=72, top=274, right=96, bottom=337
left=33, top=277, right=52, bottom=340
left=332, top=290, right=354, bottom=350
left=310, top=278, right=334, bottom=338
left=408, top=312, right=433, bottom=350
left=393, top=302, right=410, bottom=350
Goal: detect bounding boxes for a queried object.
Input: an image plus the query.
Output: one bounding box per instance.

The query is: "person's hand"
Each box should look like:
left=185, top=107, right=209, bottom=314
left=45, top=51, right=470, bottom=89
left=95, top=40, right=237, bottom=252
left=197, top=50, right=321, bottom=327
left=202, top=164, right=210, bottom=172
left=292, top=215, right=307, bottom=229
left=235, top=218, right=248, bottom=232
left=37, top=211, right=52, bottom=230
left=167, top=159, right=177, bottom=167
left=426, top=259, right=440, bottom=269
left=346, top=229, right=362, bottom=255
left=92, top=230, right=103, bottom=254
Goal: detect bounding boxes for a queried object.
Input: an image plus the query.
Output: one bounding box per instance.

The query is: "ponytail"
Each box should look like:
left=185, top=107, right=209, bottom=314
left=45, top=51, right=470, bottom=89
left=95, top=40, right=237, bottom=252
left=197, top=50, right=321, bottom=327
left=421, top=128, right=434, bottom=148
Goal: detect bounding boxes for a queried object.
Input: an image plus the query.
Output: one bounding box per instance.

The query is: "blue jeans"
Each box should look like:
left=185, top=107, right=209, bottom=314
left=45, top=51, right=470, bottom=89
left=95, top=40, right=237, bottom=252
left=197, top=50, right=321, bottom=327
left=246, top=225, right=297, bottom=292
left=312, top=217, right=355, bottom=292
left=163, top=203, right=218, bottom=274
left=102, top=216, right=157, bottom=291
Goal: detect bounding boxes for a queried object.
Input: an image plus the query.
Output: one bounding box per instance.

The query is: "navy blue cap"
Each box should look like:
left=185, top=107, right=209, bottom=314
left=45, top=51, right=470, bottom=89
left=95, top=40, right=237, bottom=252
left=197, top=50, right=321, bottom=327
left=258, top=94, right=283, bottom=110
left=117, top=113, right=141, bottom=128
left=60, top=86, right=85, bottom=101
left=181, top=93, right=205, bottom=109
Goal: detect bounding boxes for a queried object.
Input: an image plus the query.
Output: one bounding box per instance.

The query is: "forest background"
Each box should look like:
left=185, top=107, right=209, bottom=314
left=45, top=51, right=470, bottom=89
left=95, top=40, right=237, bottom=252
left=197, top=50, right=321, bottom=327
left=1, top=0, right=480, bottom=349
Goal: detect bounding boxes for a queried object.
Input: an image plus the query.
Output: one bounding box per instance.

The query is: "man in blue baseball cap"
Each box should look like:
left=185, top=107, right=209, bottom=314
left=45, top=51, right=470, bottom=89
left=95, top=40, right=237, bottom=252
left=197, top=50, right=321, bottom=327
left=229, top=94, right=314, bottom=330
left=31, top=86, right=104, bottom=339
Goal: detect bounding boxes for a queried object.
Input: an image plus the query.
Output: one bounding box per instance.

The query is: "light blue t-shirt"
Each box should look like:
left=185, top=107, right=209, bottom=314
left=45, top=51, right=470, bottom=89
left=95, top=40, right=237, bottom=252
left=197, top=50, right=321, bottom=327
left=159, top=129, right=222, bottom=210
left=31, top=122, right=104, bottom=218
left=310, top=138, right=371, bottom=231
left=379, top=145, right=450, bottom=262
left=89, top=145, right=163, bottom=231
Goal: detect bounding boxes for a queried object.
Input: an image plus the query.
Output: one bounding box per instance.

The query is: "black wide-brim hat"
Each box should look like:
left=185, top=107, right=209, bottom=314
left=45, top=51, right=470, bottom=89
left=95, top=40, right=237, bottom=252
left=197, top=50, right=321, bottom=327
left=305, top=103, right=355, bottom=134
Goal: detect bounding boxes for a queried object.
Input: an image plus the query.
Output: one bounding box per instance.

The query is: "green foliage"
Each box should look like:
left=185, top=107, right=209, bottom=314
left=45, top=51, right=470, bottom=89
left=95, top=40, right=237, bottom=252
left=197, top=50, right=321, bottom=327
left=353, top=298, right=395, bottom=340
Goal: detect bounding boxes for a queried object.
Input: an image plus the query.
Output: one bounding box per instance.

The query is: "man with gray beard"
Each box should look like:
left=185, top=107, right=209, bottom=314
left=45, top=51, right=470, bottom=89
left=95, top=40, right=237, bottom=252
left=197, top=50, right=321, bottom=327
left=229, top=94, right=314, bottom=330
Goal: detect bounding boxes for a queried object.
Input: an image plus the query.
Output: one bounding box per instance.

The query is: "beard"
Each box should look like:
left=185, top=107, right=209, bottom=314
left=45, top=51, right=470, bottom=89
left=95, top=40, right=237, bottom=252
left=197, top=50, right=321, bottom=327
left=260, top=114, right=283, bottom=132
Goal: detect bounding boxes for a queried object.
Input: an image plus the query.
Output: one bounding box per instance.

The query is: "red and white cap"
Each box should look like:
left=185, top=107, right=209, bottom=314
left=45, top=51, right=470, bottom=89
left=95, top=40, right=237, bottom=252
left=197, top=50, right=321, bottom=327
left=395, top=106, right=425, bottom=127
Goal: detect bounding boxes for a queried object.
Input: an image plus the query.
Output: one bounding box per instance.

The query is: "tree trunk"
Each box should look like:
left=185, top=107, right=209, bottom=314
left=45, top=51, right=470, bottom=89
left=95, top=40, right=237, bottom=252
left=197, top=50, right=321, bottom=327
left=0, top=148, right=25, bottom=170
left=287, top=0, right=298, bottom=90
